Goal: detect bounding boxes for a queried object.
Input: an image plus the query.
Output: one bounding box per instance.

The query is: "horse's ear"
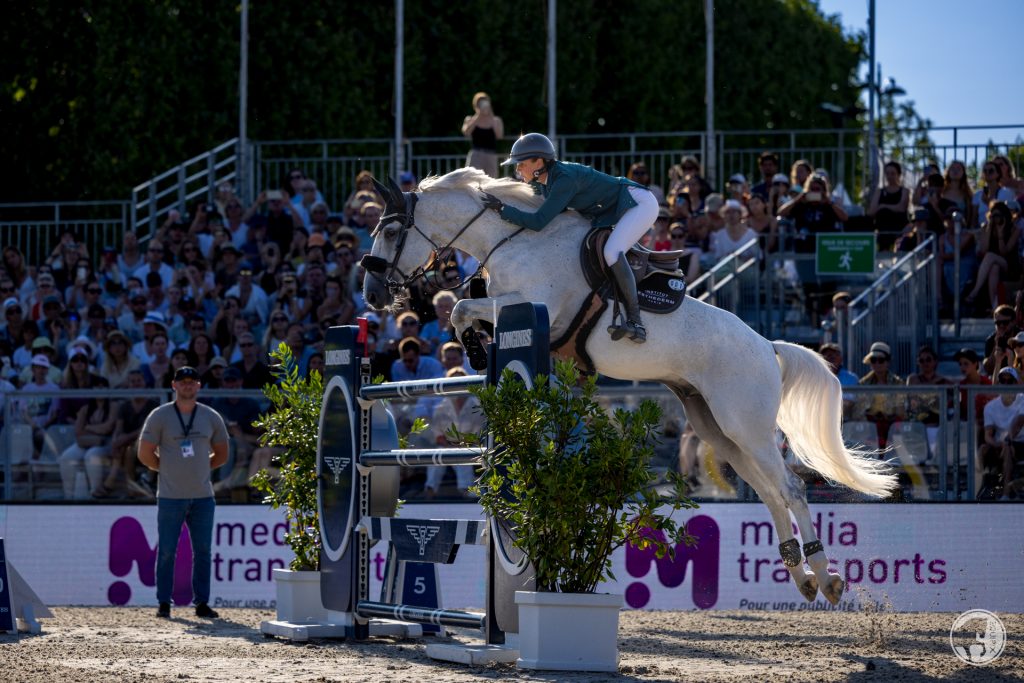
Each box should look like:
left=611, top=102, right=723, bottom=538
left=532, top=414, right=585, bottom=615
left=372, top=177, right=391, bottom=205
left=387, top=176, right=406, bottom=210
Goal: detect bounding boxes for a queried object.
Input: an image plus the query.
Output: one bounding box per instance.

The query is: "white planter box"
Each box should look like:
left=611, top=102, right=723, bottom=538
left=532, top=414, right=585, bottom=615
left=514, top=590, right=622, bottom=672
left=273, top=568, right=328, bottom=623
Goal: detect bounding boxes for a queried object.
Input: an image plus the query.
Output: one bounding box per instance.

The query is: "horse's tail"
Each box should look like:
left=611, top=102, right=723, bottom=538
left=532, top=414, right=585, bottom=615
left=772, top=340, right=897, bottom=498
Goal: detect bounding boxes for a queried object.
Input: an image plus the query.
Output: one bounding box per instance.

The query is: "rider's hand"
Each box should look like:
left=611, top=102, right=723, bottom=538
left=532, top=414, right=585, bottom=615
left=480, top=191, right=503, bottom=212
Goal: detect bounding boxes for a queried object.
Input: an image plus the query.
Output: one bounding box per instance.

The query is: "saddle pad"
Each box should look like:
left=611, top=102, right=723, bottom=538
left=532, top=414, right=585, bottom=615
left=580, top=227, right=687, bottom=314
left=638, top=272, right=687, bottom=313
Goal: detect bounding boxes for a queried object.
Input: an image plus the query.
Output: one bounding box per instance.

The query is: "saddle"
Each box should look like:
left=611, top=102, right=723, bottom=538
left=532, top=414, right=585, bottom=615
left=579, top=228, right=688, bottom=314
left=548, top=228, right=688, bottom=374
left=462, top=229, right=690, bottom=373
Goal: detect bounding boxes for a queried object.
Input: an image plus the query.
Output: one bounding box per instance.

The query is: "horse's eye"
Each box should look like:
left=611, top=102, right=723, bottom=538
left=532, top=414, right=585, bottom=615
left=384, top=226, right=400, bottom=240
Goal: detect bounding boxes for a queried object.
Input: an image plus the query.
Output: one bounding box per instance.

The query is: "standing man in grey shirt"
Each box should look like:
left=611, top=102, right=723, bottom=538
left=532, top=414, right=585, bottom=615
left=139, top=366, right=229, bottom=619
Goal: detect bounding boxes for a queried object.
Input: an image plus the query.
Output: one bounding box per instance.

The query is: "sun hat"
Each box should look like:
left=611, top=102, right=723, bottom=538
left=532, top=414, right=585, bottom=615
left=862, top=341, right=892, bottom=365
left=31, top=354, right=51, bottom=368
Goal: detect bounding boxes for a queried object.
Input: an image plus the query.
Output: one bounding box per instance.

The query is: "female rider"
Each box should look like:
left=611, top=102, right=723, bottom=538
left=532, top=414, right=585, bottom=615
left=479, top=133, right=658, bottom=343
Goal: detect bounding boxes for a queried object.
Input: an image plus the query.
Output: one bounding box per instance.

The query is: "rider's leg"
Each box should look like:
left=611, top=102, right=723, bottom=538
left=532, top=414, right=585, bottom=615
left=604, top=187, right=659, bottom=343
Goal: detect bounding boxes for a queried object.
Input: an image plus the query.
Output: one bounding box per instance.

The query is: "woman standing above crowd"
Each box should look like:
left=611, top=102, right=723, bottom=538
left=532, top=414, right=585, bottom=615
left=462, top=92, right=504, bottom=178
left=868, top=161, right=909, bottom=250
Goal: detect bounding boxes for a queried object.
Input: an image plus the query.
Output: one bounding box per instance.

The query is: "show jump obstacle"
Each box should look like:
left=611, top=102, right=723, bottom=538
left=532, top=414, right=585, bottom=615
left=262, top=303, right=551, bottom=664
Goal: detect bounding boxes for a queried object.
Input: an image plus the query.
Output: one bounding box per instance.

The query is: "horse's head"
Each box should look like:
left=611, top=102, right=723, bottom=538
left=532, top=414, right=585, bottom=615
left=360, top=176, right=434, bottom=311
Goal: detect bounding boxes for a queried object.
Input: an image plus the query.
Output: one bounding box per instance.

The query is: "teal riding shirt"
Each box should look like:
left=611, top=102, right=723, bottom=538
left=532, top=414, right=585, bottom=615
left=499, top=161, right=645, bottom=232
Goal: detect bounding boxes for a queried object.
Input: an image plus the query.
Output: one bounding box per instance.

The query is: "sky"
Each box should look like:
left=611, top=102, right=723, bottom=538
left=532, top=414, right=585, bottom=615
left=815, top=0, right=1024, bottom=145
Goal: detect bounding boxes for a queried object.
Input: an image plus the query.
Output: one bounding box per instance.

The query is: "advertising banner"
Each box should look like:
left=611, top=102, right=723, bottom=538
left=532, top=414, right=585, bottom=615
left=0, top=503, right=1020, bottom=612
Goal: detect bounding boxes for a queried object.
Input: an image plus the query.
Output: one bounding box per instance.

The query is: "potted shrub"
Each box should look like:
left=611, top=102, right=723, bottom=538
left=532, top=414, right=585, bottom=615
left=252, top=343, right=326, bottom=623
left=464, top=360, right=696, bottom=672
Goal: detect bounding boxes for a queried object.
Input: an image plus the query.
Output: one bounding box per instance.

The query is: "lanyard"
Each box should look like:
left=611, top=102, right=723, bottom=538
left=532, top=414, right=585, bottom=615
left=173, top=403, right=199, bottom=439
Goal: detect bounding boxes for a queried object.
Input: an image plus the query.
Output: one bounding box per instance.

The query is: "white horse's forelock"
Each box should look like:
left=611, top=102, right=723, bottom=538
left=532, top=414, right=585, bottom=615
left=418, top=168, right=543, bottom=209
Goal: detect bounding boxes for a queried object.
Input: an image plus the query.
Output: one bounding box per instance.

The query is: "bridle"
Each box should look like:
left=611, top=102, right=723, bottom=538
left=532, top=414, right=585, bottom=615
left=360, top=186, right=524, bottom=297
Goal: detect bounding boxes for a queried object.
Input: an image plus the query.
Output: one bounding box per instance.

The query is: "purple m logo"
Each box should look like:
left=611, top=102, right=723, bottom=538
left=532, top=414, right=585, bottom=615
left=107, top=516, right=194, bottom=606
left=624, top=514, right=719, bottom=609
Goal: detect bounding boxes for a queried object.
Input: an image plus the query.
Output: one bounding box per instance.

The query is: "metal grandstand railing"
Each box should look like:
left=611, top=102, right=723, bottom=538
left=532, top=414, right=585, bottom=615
left=837, top=235, right=939, bottom=379
left=0, top=201, right=130, bottom=266
left=130, top=138, right=241, bottom=237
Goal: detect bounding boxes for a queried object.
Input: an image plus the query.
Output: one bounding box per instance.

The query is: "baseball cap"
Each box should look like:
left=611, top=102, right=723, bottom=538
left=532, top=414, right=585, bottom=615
left=43, top=295, right=61, bottom=306
left=31, top=354, right=51, bottom=368
left=143, top=311, right=167, bottom=328
left=728, top=173, right=747, bottom=184
left=771, top=173, right=790, bottom=185
left=222, top=367, right=243, bottom=381
left=3, top=297, right=20, bottom=311
left=32, top=337, right=55, bottom=350
left=399, top=171, right=416, bottom=184
left=657, top=205, right=671, bottom=219
left=173, top=366, right=201, bottom=382
left=998, top=366, right=1020, bottom=381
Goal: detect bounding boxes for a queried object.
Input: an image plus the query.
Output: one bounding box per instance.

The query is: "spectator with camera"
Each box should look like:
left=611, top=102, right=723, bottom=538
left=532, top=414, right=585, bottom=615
left=789, top=159, right=814, bottom=195
left=777, top=173, right=848, bottom=250
left=45, top=229, right=90, bottom=291
left=462, top=92, right=504, bottom=178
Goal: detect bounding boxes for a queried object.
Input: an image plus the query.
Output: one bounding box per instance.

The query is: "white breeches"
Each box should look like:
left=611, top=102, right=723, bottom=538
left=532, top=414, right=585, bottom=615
left=603, top=186, right=659, bottom=264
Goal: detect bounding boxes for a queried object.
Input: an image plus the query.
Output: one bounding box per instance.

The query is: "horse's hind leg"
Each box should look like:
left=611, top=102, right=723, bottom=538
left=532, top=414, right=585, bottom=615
left=675, top=391, right=820, bottom=602
left=787, top=494, right=845, bottom=605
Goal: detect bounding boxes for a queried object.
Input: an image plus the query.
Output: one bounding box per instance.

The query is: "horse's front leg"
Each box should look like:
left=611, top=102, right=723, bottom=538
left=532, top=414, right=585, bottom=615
left=452, top=294, right=527, bottom=369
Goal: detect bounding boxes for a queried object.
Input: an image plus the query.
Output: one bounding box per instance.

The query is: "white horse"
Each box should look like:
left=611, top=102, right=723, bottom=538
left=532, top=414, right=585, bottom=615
left=362, top=168, right=896, bottom=605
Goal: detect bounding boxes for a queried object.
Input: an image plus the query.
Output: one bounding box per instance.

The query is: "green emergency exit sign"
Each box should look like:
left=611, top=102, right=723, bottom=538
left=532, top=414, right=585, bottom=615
left=816, top=233, right=876, bottom=276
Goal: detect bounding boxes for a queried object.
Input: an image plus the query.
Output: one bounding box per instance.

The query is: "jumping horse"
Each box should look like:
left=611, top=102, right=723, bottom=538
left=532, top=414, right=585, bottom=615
left=360, top=168, right=896, bottom=605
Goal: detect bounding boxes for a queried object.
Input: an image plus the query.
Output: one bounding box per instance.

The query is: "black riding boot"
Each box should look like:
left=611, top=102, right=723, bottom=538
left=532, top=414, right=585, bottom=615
left=606, top=253, right=646, bottom=343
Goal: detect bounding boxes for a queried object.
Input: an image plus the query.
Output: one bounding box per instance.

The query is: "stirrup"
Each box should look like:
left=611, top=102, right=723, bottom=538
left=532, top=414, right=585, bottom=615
left=606, top=319, right=646, bottom=343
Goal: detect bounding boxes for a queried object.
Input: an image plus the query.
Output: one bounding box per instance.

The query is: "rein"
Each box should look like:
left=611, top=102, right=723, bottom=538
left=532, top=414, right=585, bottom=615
left=365, top=190, right=524, bottom=295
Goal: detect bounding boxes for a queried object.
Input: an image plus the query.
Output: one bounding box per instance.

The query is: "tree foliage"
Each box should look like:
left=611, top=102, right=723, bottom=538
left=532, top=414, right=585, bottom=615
left=2, top=0, right=865, bottom=202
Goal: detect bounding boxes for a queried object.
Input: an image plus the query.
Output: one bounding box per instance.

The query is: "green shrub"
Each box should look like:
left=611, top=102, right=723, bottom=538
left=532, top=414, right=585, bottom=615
left=465, top=359, right=697, bottom=594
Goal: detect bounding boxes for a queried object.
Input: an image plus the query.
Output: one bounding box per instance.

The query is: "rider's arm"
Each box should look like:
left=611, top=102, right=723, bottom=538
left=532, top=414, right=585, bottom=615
left=499, top=174, right=575, bottom=232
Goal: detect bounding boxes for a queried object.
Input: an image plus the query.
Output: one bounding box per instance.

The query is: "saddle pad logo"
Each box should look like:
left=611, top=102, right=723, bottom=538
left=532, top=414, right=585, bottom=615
left=668, top=278, right=685, bottom=291
left=323, top=456, right=351, bottom=485
left=408, top=525, right=441, bottom=556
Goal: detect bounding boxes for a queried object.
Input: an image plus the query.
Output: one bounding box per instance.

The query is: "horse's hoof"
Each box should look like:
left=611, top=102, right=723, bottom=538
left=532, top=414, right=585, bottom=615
left=797, top=574, right=819, bottom=602
left=821, top=573, right=845, bottom=605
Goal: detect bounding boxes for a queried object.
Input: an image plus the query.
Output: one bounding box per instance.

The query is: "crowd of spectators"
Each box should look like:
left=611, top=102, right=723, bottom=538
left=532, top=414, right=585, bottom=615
left=819, top=304, right=1024, bottom=500
left=0, top=166, right=483, bottom=501
left=632, top=151, right=1024, bottom=321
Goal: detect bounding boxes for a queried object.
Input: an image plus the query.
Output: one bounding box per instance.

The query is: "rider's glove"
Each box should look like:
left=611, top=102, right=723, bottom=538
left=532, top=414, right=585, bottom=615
left=479, top=191, right=504, bottom=212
